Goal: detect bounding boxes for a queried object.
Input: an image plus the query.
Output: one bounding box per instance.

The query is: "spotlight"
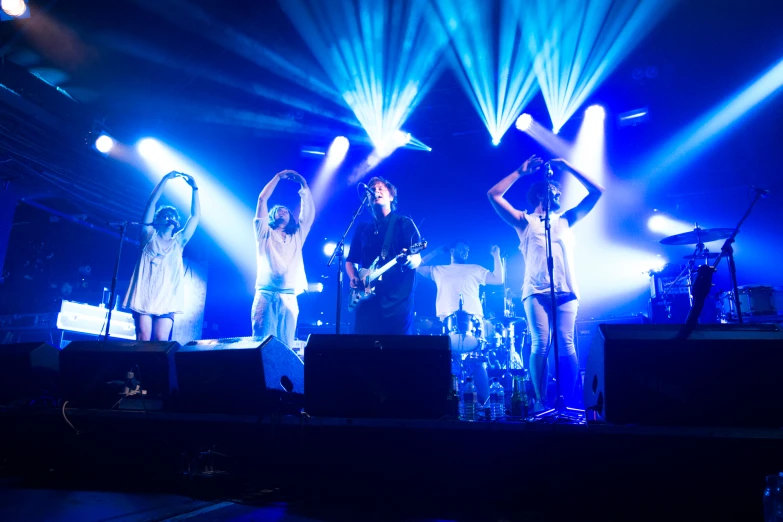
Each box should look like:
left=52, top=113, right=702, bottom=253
left=647, top=214, right=668, bottom=233
left=585, top=105, right=605, bottom=120
left=492, top=138, right=501, bottom=146
left=393, top=130, right=411, bottom=147
left=137, top=138, right=162, bottom=159
left=332, top=136, right=349, bottom=154
left=308, top=282, right=324, bottom=293
left=323, top=241, right=337, bottom=257
left=515, top=113, right=533, bottom=132
left=1, top=0, right=28, bottom=19
left=94, top=134, right=114, bottom=154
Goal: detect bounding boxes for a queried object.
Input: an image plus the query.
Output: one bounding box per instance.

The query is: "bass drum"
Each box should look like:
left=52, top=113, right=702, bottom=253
left=445, top=311, right=484, bottom=353
left=721, top=285, right=783, bottom=320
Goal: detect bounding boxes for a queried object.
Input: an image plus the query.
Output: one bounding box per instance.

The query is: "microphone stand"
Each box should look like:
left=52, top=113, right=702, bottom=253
left=679, top=188, right=766, bottom=338
left=327, top=193, right=369, bottom=334
left=104, top=221, right=145, bottom=342
left=534, top=164, right=582, bottom=420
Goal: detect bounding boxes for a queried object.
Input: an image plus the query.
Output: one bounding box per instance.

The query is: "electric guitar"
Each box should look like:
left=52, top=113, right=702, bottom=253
left=349, top=241, right=427, bottom=311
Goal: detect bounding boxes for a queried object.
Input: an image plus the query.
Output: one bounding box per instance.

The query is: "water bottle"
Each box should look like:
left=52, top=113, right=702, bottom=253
left=489, top=377, right=505, bottom=420
left=450, top=374, right=460, bottom=418
left=461, top=376, right=477, bottom=422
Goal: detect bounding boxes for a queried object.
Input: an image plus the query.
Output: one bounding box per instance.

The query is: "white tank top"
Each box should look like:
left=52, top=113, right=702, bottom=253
left=517, top=212, right=578, bottom=301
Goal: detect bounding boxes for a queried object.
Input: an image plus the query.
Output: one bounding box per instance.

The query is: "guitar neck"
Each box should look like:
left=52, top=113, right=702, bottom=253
left=367, top=257, right=399, bottom=284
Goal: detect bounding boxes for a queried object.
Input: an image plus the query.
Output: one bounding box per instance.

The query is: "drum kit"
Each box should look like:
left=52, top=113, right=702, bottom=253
left=655, top=226, right=783, bottom=323
left=415, top=294, right=529, bottom=385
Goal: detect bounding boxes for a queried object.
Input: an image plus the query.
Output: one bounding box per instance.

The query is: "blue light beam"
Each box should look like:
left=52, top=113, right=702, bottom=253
left=280, top=0, right=450, bottom=147
left=638, top=56, right=783, bottom=179
left=435, top=0, right=539, bottom=145
left=526, top=0, right=674, bottom=134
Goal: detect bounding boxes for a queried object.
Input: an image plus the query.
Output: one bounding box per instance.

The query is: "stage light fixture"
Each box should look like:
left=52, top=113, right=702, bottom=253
left=585, top=105, right=606, bottom=120
left=618, top=107, right=649, bottom=127
left=516, top=113, right=533, bottom=132
left=393, top=130, right=412, bottom=147
left=94, top=134, right=115, bottom=154
left=323, top=241, right=336, bottom=257
left=1, top=0, right=28, bottom=19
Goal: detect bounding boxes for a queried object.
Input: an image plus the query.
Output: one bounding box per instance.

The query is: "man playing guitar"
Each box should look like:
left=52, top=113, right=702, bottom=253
left=346, top=176, right=422, bottom=335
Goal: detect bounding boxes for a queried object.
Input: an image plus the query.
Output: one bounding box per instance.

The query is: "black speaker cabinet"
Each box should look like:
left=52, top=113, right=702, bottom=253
left=583, top=323, right=783, bottom=427
left=305, top=334, right=452, bottom=419
left=174, top=336, right=304, bottom=415
left=59, top=340, right=179, bottom=407
left=0, top=342, right=59, bottom=402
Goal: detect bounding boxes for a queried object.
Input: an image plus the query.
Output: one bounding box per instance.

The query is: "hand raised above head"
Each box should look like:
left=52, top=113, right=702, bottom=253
left=519, top=155, right=544, bottom=175
left=490, top=245, right=500, bottom=256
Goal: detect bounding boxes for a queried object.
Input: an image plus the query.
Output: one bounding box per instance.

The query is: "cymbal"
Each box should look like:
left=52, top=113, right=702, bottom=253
left=660, top=227, right=733, bottom=246
left=682, top=252, right=719, bottom=260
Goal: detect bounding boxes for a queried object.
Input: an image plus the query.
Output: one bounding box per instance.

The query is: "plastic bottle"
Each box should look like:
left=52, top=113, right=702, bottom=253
left=764, top=474, right=778, bottom=522
left=450, top=374, right=460, bottom=418
left=510, top=377, right=522, bottom=417
left=489, top=377, right=505, bottom=420
left=461, top=376, right=477, bottom=422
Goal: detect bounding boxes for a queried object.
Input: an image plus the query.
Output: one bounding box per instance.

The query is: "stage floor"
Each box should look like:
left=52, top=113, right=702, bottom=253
left=3, top=408, right=783, bottom=521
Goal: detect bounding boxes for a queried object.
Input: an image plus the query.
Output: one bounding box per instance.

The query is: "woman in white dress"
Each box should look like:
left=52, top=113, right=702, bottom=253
left=124, top=171, right=201, bottom=341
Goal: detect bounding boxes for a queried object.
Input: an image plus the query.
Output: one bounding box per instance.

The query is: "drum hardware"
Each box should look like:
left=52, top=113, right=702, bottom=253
left=659, top=226, right=734, bottom=246
left=677, top=187, right=770, bottom=333
left=720, top=285, right=783, bottom=322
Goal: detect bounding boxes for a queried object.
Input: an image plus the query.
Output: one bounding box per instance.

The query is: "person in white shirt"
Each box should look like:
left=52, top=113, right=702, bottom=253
left=488, top=156, right=604, bottom=410
left=252, top=170, right=315, bottom=348
left=418, top=240, right=504, bottom=403
left=124, top=171, right=200, bottom=341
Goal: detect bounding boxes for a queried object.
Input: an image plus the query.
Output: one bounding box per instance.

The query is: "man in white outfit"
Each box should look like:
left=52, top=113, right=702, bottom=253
left=252, top=170, right=315, bottom=349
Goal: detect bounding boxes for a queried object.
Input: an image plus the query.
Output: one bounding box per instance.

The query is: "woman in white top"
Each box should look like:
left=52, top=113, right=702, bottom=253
left=488, top=156, right=604, bottom=410
left=124, top=171, right=201, bottom=341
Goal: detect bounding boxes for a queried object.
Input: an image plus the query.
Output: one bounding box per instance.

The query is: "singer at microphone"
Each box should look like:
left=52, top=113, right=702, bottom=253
left=487, top=154, right=605, bottom=409
left=357, top=182, right=376, bottom=201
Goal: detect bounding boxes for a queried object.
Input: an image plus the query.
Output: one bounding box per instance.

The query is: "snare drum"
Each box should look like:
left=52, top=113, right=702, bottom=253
left=445, top=311, right=484, bottom=353
left=720, top=285, right=783, bottom=320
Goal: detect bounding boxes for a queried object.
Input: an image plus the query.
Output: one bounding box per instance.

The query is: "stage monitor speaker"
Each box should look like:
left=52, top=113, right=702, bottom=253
left=59, top=340, right=179, bottom=407
left=305, top=334, right=452, bottom=419
left=174, top=336, right=304, bottom=415
left=0, top=342, right=59, bottom=402
left=583, top=323, right=783, bottom=427
left=575, top=315, right=646, bottom=370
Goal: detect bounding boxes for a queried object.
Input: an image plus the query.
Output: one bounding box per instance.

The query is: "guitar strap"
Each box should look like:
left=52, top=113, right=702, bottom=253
left=379, top=214, right=398, bottom=261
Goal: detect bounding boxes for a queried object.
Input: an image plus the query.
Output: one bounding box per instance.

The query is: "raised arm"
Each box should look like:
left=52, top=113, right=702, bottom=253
left=178, top=174, right=201, bottom=246
left=487, top=155, right=543, bottom=229
left=287, top=171, right=315, bottom=240
left=485, top=245, right=505, bottom=285
left=416, top=246, right=446, bottom=279
left=141, top=171, right=177, bottom=241
left=255, top=171, right=286, bottom=221
left=554, top=158, right=605, bottom=227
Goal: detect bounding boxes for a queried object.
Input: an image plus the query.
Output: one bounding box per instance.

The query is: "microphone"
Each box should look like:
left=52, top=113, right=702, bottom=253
left=358, top=182, right=375, bottom=200
left=459, top=293, right=464, bottom=312
left=752, top=186, right=771, bottom=198
left=544, top=161, right=554, bottom=178
left=165, top=219, right=178, bottom=228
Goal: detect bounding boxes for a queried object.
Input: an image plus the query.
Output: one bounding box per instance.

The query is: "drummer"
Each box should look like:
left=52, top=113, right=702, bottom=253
left=417, top=240, right=504, bottom=404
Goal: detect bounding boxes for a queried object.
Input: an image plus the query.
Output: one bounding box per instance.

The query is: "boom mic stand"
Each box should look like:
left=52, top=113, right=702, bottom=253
left=327, top=189, right=370, bottom=334
left=679, top=187, right=767, bottom=338
left=534, top=163, right=583, bottom=421
left=104, top=221, right=145, bottom=342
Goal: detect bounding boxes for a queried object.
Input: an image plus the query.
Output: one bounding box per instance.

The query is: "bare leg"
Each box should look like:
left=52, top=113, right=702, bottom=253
left=135, top=314, right=153, bottom=341
left=152, top=317, right=173, bottom=341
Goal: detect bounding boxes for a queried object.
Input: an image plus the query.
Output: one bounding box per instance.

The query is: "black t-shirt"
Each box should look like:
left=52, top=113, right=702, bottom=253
left=347, top=213, right=421, bottom=327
